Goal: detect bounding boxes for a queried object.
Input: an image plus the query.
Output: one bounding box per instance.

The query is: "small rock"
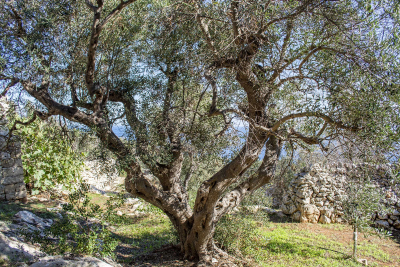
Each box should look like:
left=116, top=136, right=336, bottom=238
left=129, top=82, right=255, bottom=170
left=116, top=211, right=123, bottom=216
left=276, top=211, right=287, bottom=218
left=375, top=220, right=390, bottom=228
left=0, top=232, right=45, bottom=263
left=319, top=215, right=331, bottom=224
left=13, top=211, right=53, bottom=230
left=124, top=198, right=139, bottom=205
left=264, top=207, right=278, bottom=215
left=377, top=213, right=388, bottom=220
left=393, top=220, right=400, bottom=229
left=357, top=258, right=368, bottom=266
left=46, top=207, right=61, bottom=212
left=292, top=211, right=301, bottom=221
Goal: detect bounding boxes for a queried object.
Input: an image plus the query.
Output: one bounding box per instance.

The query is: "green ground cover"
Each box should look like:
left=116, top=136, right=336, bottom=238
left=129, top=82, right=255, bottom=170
left=1, top=193, right=398, bottom=267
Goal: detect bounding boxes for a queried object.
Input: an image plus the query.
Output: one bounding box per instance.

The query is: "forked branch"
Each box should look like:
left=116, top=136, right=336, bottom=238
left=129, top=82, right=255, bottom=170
left=271, top=112, right=361, bottom=132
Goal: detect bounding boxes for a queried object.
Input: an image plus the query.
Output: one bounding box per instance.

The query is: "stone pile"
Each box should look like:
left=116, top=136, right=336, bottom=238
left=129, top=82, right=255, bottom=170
left=0, top=97, right=27, bottom=202
left=80, top=159, right=124, bottom=192
left=280, top=163, right=400, bottom=230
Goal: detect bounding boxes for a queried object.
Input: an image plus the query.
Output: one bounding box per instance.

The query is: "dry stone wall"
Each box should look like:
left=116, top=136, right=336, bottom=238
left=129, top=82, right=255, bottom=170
left=280, top=163, right=400, bottom=230
left=0, top=98, right=27, bottom=202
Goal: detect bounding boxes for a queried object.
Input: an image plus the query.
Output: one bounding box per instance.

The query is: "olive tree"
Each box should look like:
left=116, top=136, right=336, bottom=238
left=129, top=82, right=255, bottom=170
left=1, top=0, right=399, bottom=265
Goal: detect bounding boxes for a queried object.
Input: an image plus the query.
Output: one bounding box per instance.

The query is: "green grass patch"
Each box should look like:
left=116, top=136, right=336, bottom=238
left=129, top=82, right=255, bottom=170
left=244, top=224, right=391, bottom=267
left=113, top=213, right=177, bottom=258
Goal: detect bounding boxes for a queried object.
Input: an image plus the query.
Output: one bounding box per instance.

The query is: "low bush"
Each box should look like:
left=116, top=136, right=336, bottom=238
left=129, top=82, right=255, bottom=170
left=22, top=183, right=124, bottom=258
left=214, top=187, right=270, bottom=257
left=17, top=120, right=85, bottom=194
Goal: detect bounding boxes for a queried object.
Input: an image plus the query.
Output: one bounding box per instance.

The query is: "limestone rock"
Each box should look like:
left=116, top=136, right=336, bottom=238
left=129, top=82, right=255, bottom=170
left=264, top=207, right=278, bottom=215
left=278, top=162, right=400, bottom=227
left=300, top=204, right=320, bottom=223
left=375, top=220, right=390, bottom=228
left=13, top=211, right=53, bottom=232
left=0, top=232, right=45, bottom=263
left=319, top=215, right=331, bottom=224
left=292, top=211, right=301, bottom=221
left=377, top=213, right=388, bottom=220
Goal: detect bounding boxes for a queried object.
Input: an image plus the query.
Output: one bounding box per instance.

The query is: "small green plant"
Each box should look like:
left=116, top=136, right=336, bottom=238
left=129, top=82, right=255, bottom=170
left=22, top=183, right=124, bottom=258
left=215, top=187, right=270, bottom=257
left=215, top=212, right=259, bottom=256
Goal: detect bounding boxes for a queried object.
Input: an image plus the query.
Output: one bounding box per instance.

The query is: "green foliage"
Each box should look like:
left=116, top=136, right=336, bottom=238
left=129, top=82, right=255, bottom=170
left=215, top=188, right=270, bottom=257
left=17, top=120, right=85, bottom=194
left=341, top=174, right=392, bottom=260
left=22, top=183, right=123, bottom=258
left=215, top=212, right=260, bottom=257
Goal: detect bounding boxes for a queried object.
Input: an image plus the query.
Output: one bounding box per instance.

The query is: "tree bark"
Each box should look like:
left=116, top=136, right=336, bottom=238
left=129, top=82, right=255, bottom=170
left=123, top=135, right=281, bottom=265
left=353, top=225, right=357, bottom=259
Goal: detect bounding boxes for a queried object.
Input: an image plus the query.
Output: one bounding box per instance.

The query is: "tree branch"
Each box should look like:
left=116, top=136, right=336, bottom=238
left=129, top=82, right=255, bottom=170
left=214, top=136, right=282, bottom=222
left=100, top=0, right=137, bottom=28
left=271, top=112, right=361, bottom=132
left=278, top=19, right=293, bottom=68
left=85, top=0, right=98, bottom=12
left=204, top=68, right=219, bottom=116
left=259, top=0, right=323, bottom=34
left=9, top=6, right=26, bottom=38
left=196, top=12, right=218, bottom=59
left=21, top=80, right=128, bottom=158
left=1, top=78, right=19, bottom=98
left=229, top=1, right=242, bottom=45
left=85, top=0, right=137, bottom=109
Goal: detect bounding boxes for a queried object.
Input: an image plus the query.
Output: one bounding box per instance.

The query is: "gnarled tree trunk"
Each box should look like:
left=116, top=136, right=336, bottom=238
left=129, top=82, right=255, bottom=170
left=123, top=134, right=282, bottom=265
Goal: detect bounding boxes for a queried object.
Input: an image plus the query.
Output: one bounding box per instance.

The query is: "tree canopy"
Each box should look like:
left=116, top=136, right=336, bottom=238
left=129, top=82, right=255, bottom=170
left=1, top=0, right=400, bottom=264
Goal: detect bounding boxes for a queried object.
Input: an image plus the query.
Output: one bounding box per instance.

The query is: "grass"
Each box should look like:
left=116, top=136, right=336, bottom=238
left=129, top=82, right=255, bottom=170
left=0, top=200, right=57, bottom=221
left=88, top=194, right=178, bottom=261
left=113, top=214, right=177, bottom=258
left=253, top=225, right=371, bottom=266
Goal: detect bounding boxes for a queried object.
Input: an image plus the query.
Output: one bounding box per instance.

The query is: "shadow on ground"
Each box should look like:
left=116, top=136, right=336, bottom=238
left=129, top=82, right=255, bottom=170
left=267, top=212, right=295, bottom=223
left=390, top=229, right=400, bottom=247
left=0, top=201, right=57, bottom=221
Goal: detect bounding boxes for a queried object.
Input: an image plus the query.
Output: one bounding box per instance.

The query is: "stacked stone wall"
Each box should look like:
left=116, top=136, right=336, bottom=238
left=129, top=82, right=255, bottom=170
left=0, top=98, right=27, bottom=202
left=280, top=163, right=400, bottom=230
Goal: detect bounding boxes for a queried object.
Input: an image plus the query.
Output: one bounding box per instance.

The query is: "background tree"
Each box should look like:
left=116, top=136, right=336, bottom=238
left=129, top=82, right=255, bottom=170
left=1, top=0, right=400, bottom=265
left=342, top=178, right=391, bottom=261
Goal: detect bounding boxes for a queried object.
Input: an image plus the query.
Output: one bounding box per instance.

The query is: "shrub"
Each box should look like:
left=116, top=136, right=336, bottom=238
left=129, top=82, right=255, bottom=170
left=22, top=183, right=124, bottom=258
left=214, top=187, right=270, bottom=257
left=17, top=120, right=85, bottom=194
